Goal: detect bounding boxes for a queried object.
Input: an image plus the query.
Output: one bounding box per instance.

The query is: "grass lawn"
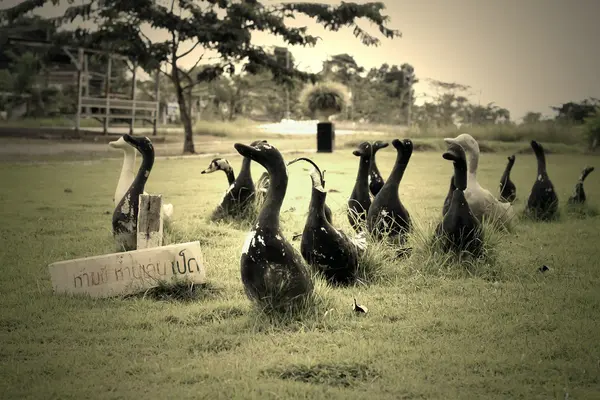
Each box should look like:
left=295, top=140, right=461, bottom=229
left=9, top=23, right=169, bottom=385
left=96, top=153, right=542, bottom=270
left=1, top=138, right=599, bottom=399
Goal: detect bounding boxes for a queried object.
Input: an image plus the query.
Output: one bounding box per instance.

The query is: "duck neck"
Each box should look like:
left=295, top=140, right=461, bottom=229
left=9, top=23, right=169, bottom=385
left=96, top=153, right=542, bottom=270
left=355, top=154, right=371, bottom=190
left=238, top=157, right=252, bottom=181
left=466, top=150, right=479, bottom=184
left=257, top=161, right=287, bottom=230
left=387, top=150, right=409, bottom=189
left=370, top=150, right=381, bottom=177
left=132, top=149, right=154, bottom=194
left=308, top=188, right=328, bottom=223
left=501, top=159, right=514, bottom=181
left=452, top=158, right=468, bottom=191
left=120, top=147, right=137, bottom=182
left=446, top=175, right=456, bottom=198
left=223, top=168, right=236, bottom=185
left=450, top=188, right=467, bottom=209
left=534, top=147, right=547, bottom=178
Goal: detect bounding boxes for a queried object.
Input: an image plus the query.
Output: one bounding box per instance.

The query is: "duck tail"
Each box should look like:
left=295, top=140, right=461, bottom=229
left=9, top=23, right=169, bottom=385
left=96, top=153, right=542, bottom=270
left=162, top=203, right=174, bottom=222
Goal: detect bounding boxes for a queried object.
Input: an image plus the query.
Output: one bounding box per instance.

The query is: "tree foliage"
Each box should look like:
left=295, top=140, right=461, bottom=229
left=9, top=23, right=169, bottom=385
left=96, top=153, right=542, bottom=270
left=551, top=98, right=599, bottom=124
left=1, top=0, right=401, bottom=153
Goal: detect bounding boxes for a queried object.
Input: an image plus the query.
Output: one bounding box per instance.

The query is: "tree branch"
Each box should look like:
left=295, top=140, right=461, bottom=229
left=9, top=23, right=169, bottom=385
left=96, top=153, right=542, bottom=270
left=177, top=41, right=201, bottom=60
left=185, top=52, right=205, bottom=76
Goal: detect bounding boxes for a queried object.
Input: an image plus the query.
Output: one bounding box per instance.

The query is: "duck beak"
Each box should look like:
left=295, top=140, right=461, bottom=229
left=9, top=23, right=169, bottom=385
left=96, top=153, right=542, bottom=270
left=286, top=158, right=301, bottom=167
left=442, top=142, right=464, bottom=162
left=109, top=136, right=126, bottom=148
left=234, top=143, right=257, bottom=160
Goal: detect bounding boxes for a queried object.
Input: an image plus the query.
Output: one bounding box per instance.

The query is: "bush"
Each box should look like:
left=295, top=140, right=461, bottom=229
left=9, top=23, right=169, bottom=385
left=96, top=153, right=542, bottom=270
left=299, top=81, right=350, bottom=120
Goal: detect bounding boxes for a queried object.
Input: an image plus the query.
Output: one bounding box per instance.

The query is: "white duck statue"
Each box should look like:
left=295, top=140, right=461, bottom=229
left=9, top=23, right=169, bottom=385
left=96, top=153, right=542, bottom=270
left=109, top=136, right=174, bottom=224
left=443, top=133, right=516, bottom=230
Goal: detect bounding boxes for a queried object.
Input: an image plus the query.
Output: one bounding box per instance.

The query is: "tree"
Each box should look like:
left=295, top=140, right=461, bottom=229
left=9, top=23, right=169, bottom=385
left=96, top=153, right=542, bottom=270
left=522, top=111, right=542, bottom=125
left=3, top=1, right=401, bottom=154
left=551, top=98, right=599, bottom=124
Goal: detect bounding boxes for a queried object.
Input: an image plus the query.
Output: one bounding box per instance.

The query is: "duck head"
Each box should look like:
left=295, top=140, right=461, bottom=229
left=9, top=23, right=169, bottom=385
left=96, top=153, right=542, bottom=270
left=123, top=134, right=153, bottom=154
left=530, top=140, right=545, bottom=156
left=108, top=136, right=130, bottom=150
left=201, top=158, right=232, bottom=174
left=444, top=133, right=479, bottom=155
left=442, top=142, right=468, bottom=191
left=508, top=155, right=515, bottom=164
left=250, top=139, right=268, bottom=146
left=373, top=141, right=389, bottom=152
left=392, top=138, right=413, bottom=160
left=234, top=141, right=284, bottom=173
left=444, top=133, right=479, bottom=175
left=288, top=157, right=325, bottom=192
left=352, top=141, right=372, bottom=158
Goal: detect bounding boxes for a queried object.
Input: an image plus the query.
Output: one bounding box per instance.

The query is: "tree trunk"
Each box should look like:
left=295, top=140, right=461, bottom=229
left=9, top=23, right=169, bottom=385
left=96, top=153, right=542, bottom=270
left=171, top=68, right=195, bottom=154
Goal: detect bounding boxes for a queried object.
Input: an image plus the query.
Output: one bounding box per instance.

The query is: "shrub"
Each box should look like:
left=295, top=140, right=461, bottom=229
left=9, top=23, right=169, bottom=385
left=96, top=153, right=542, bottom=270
left=299, top=81, right=350, bottom=121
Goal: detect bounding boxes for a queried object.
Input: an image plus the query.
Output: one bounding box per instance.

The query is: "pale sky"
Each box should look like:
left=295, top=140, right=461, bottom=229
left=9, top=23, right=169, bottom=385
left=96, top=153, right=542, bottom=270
left=2, top=0, right=600, bottom=121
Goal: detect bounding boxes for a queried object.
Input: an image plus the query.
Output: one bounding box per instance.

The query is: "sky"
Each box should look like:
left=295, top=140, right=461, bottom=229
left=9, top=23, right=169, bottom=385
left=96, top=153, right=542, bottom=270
left=2, top=0, right=600, bottom=122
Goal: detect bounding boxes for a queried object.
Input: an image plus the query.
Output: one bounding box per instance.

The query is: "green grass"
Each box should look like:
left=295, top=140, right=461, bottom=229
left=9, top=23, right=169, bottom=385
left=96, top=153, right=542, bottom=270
left=1, top=139, right=600, bottom=399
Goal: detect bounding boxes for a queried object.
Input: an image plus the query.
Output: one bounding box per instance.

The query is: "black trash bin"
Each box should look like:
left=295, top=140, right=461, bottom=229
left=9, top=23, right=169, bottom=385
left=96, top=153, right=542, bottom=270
left=317, top=122, right=335, bottom=153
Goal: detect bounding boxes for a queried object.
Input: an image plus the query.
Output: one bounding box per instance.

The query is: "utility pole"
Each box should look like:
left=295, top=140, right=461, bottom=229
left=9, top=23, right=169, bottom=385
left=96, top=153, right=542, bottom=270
left=285, top=47, right=290, bottom=120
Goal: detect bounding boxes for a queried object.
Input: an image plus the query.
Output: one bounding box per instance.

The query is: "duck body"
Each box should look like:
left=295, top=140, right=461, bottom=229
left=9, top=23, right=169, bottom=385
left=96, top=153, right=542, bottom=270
left=112, top=135, right=154, bottom=251
left=442, top=176, right=456, bottom=216
left=444, top=133, right=516, bottom=230
left=234, top=142, right=313, bottom=312
left=109, top=136, right=174, bottom=222
left=499, top=155, right=517, bottom=203
left=435, top=143, right=483, bottom=255
left=526, top=140, right=558, bottom=220
left=367, top=139, right=412, bottom=242
left=347, top=142, right=373, bottom=231
left=368, top=141, right=389, bottom=197
left=290, top=159, right=358, bottom=286
left=568, top=166, right=594, bottom=204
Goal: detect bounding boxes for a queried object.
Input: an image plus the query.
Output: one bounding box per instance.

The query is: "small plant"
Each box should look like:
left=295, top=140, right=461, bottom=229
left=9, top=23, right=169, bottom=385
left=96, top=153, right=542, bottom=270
left=401, top=211, right=506, bottom=281
left=249, top=273, right=335, bottom=326
left=208, top=193, right=261, bottom=230
left=564, top=203, right=599, bottom=219
left=355, top=234, right=403, bottom=285
left=299, top=81, right=350, bottom=121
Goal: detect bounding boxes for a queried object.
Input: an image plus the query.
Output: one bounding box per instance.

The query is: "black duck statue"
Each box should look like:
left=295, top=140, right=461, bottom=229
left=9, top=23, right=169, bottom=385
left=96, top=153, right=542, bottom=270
left=499, top=154, right=517, bottom=203
left=366, top=138, right=413, bottom=243
left=234, top=141, right=313, bottom=312
left=112, top=134, right=154, bottom=251
left=289, top=157, right=360, bottom=286
left=368, top=140, right=389, bottom=197
left=348, top=141, right=373, bottom=232
left=568, top=166, right=594, bottom=204
left=434, top=142, right=484, bottom=256
left=526, top=140, right=558, bottom=220
left=201, top=139, right=267, bottom=218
